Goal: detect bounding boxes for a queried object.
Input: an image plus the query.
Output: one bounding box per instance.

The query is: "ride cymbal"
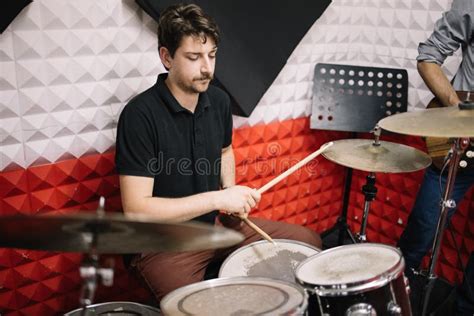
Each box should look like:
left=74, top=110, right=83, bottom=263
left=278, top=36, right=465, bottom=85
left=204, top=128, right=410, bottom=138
left=378, top=106, right=474, bottom=138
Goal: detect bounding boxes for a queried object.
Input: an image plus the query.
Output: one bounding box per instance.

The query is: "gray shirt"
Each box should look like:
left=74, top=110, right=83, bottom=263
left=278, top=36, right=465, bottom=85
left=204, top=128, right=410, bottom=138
left=417, top=0, right=473, bottom=91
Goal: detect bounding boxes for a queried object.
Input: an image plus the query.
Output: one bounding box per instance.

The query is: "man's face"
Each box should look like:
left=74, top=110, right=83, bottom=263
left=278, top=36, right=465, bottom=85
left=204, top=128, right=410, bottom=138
left=166, top=35, right=217, bottom=94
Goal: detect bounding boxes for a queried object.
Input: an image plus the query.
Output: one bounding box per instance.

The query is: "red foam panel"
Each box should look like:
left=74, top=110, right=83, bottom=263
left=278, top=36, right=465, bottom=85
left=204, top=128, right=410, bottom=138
left=1, top=118, right=474, bottom=315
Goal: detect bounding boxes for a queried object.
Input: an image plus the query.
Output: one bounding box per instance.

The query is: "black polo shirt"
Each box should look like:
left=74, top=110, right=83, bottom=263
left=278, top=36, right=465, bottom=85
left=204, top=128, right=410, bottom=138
left=115, top=73, right=233, bottom=223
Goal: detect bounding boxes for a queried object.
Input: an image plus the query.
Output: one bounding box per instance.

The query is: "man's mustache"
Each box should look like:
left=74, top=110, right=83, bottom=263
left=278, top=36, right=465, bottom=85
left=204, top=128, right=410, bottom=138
left=194, top=74, right=213, bottom=81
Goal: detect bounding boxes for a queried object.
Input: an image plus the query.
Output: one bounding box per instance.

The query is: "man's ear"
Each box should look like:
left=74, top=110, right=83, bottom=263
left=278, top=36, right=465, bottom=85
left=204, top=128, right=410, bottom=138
left=159, top=47, right=172, bottom=70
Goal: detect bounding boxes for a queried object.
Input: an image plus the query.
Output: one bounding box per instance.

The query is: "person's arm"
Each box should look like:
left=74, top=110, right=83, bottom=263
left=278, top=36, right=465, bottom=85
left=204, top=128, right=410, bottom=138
left=417, top=61, right=460, bottom=107
left=120, top=175, right=260, bottom=222
left=220, top=145, right=236, bottom=189
left=416, top=1, right=470, bottom=106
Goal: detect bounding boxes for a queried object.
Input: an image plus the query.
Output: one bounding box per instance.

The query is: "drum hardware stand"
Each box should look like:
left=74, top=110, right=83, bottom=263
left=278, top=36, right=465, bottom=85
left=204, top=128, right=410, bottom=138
left=428, top=137, right=470, bottom=276
left=78, top=197, right=115, bottom=316
left=356, top=172, right=377, bottom=243
left=356, top=127, right=381, bottom=243
left=322, top=128, right=385, bottom=246
left=418, top=137, right=470, bottom=316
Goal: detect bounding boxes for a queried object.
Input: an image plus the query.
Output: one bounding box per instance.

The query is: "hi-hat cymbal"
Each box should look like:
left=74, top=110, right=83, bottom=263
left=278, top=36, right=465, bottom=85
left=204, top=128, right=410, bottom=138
left=322, top=139, right=432, bottom=173
left=0, top=212, right=244, bottom=253
left=378, top=106, right=474, bottom=138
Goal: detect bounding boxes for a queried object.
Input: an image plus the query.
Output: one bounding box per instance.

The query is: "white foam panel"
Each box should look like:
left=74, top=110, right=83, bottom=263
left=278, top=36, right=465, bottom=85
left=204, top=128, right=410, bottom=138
left=0, top=0, right=458, bottom=169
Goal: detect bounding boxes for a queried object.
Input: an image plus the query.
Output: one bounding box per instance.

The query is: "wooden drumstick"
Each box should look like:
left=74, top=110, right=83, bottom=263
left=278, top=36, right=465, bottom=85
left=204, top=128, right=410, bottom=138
left=238, top=215, right=276, bottom=244
left=237, top=142, right=333, bottom=244
left=257, top=141, right=334, bottom=194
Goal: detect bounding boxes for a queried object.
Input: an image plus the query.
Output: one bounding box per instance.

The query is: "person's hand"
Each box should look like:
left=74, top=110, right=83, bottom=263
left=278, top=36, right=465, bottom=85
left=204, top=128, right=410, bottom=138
left=216, top=185, right=261, bottom=217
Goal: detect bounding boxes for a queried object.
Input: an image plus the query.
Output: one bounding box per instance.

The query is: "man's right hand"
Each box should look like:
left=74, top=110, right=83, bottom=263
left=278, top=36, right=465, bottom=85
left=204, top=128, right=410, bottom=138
left=215, top=185, right=261, bottom=216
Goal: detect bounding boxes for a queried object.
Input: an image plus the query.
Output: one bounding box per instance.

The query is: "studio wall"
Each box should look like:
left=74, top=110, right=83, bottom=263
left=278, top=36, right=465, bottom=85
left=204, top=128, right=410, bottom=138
left=1, top=0, right=472, bottom=314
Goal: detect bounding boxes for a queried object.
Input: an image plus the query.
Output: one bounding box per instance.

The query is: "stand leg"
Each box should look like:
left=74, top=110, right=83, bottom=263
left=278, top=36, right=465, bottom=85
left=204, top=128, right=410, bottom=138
left=321, top=167, right=357, bottom=246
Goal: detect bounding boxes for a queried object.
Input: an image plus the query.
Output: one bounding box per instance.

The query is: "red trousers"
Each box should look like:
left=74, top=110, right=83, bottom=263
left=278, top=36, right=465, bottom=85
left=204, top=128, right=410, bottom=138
left=131, top=215, right=322, bottom=302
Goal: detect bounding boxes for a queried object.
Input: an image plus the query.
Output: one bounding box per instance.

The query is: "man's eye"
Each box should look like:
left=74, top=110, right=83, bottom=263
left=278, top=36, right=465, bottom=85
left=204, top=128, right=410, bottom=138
left=209, top=54, right=216, bottom=59
left=188, top=56, right=198, bottom=61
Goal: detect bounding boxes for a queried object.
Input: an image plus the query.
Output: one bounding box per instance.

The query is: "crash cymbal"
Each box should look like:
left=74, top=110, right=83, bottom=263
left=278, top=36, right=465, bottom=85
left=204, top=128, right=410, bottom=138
left=378, top=106, right=474, bottom=138
left=0, top=212, right=244, bottom=253
left=322, top=139, right=432, bottom=173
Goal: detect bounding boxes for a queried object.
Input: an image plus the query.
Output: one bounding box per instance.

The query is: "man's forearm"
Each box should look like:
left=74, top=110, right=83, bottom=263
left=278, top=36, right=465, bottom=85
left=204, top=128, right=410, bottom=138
left=141, top=192, right=222, bottom=222
left=417, top=61, right=460, bottom=107
left=119, top=175, right=223, bottom=222
left=124, top=191, right=222, bottom=222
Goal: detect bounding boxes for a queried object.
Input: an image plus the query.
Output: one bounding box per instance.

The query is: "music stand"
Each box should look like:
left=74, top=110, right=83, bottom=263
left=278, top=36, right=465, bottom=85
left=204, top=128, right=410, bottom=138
left=310, top=63, right=408, bottom=247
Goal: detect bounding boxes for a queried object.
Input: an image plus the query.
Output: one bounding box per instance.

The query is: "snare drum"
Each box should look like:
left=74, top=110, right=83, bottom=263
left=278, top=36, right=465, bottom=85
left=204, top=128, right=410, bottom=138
left=160, top=277, right=308, bottom=315
left=219, top=239, right=320, bottom=283
left=65, top=301, right=160, bottom=315
left=295, top=243, right=411, bottom=316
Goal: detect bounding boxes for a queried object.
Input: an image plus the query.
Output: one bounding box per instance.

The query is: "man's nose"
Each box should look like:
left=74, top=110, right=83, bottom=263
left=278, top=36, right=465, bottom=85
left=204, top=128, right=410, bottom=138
left=201, top=56, right=213, bottom=74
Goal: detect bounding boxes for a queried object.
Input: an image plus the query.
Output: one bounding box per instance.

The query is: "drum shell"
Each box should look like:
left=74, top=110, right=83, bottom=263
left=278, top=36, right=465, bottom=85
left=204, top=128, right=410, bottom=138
left=65, top=301, right=161, bottom=315
left=312, top=274, right=410, bottom=316
left=295, top=243, right=411, bottom=316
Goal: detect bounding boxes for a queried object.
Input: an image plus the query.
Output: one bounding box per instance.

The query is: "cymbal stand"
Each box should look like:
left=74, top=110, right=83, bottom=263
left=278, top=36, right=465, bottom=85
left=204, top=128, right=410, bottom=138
left=355, top=127, right=381, bottom=243
left=78, top=197, right=114, bottom=316
left=419, top=138, right=470, bottom=315
left=356, top=172, right=377, bottom=242
left=427, top=138, right=470, bottom=277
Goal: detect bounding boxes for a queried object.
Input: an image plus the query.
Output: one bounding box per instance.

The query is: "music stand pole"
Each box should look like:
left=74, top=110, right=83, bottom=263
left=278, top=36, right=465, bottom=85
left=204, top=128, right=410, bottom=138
left=338, top=167, right=357, bottom=244
left=321, top=165, right=357, bottom=245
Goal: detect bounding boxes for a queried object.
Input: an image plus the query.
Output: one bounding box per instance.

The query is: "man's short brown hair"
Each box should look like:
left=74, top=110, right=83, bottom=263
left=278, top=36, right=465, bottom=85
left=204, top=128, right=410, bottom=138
left=158, top=4, right=220, bottom=56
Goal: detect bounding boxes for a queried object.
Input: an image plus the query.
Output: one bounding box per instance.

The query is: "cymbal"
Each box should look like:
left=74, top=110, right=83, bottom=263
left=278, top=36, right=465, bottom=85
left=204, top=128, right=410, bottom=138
left=322, top=139, right=432, bottom=173
left=0, top=212, right=244, bottom=253
left=378, top=106, right=474, bottom=138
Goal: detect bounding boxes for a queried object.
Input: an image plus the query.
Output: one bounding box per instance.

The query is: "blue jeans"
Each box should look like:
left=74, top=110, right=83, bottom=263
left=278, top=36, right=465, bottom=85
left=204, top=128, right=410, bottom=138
left=398, top=166, right=474, bottom=313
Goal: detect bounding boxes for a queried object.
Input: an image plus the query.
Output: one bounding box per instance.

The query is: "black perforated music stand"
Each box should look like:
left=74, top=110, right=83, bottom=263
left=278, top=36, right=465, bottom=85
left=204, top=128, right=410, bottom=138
left=311, top=63, right=409, bottom=247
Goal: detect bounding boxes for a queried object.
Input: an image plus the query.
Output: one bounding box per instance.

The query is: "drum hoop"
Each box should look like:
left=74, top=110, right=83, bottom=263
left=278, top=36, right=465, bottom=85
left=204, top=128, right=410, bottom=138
left=295, top=243, right=405, bottom=296
left=218, top=238, right=321, bottom=277
left=160, top=276, right=308, bottom=314
left=64, top=301, right=160, bottom=315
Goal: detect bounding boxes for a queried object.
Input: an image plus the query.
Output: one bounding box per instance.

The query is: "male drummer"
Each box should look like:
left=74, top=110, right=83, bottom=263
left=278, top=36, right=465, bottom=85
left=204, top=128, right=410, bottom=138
left=115, top=3, right=321, bottom=302
left=397, top=0, right=474, bottom=314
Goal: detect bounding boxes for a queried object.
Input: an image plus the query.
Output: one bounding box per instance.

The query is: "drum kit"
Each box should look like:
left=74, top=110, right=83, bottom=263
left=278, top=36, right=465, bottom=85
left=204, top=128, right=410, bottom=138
left=0, top=102, right=472, bottom=315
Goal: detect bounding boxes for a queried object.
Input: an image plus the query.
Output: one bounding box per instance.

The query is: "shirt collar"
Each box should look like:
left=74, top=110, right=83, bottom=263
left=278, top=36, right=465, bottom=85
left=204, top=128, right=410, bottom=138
left=155, top=73, right=211, bottom=114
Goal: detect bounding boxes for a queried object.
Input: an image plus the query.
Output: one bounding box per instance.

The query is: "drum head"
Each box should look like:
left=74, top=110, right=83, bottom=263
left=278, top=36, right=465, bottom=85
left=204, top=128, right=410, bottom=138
left=295, top=243, right=404, bottom=296
left=160, top=277, right=307, bottom=315
left=219, top=239, right=320, bottom=283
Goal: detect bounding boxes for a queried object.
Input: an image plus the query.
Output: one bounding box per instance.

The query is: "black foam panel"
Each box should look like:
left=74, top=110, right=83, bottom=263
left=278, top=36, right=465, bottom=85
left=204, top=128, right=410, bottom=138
left=135, top=0, right=331, bottom=117
left=1, top=0, right=32, bottom=34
